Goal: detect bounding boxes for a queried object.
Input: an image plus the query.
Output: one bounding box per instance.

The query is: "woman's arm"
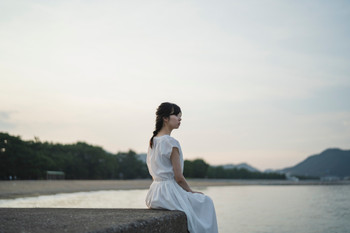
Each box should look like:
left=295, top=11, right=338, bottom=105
left=170, top=147, right=202, bottom=194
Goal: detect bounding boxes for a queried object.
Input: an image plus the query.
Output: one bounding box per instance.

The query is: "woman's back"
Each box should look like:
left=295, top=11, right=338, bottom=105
left=147, top=135, right=183, bottom=181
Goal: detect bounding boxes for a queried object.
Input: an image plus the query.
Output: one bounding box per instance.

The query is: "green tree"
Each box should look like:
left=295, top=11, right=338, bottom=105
left=117, top=150, right=149, bottom=179
left=192, top=159, right=209, bottom=178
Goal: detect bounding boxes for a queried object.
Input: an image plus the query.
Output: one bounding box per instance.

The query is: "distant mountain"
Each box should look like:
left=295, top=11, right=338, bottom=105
left=222, top=163, right=260, bottom=172
left=281, top=148, right=350, bottom=178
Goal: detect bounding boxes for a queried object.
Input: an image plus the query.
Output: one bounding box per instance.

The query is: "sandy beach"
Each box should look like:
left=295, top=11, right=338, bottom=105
left=1, top=179, right=349, bottom=199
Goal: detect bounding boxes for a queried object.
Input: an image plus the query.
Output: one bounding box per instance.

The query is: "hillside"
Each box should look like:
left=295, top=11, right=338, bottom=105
left=282, top=148, right=350, bottom=178
left=222, top=163, right=260, bottom=172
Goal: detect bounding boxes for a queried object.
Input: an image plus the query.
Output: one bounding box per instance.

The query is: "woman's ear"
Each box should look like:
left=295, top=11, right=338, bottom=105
left=162, top=116, right=169, bottom=123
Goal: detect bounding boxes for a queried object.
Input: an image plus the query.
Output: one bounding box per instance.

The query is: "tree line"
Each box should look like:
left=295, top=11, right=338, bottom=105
left=184, top=159, right=285, bottom=179
left=0, top=132, right=285, bottom=180
left=0, top=132, right=148, bottom=180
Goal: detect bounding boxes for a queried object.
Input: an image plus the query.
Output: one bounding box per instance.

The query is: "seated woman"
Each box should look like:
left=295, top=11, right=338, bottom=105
left=145, top=102, right=218, bottom=233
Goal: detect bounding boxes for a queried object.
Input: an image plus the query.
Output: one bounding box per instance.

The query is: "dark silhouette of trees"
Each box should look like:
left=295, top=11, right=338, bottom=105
left=184, top=159, right=209, bottom=178
left=116, top=150, right=149, bottom=179
left=205, top=165, right=285, bottom=179
left=0, top=132, right=149, bottom=180
left=0, top=132, right=285, bottom=180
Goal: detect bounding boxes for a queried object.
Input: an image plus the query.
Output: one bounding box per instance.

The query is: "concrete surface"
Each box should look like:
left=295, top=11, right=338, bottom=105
left=0, top=208, right=188, bottom=233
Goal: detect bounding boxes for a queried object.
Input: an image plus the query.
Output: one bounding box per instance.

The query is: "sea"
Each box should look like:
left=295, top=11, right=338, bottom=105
left=1, top=185, right=350, bottom=233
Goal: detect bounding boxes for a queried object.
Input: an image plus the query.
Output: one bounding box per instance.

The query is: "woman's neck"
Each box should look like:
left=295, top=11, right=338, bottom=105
left=157, top=127, right=172, bottom=136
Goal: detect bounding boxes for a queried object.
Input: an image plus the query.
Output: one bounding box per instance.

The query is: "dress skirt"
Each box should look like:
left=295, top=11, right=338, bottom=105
left=145, top=179, right=218, bottom=233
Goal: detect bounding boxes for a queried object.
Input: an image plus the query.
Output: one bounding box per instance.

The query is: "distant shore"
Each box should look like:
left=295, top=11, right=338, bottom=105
left=1, top=179, right=349, bottom=199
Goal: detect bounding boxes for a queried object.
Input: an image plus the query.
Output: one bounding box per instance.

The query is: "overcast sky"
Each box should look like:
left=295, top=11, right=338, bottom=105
left=1, top=0, right=349, bottom=170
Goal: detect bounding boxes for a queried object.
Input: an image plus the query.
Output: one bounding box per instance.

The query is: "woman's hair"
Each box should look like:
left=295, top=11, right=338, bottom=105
left=149, top=102, right=181, bottom=148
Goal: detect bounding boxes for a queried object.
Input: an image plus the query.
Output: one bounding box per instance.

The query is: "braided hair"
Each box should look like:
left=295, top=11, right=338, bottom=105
left=149, top=102, right=181, bottom=148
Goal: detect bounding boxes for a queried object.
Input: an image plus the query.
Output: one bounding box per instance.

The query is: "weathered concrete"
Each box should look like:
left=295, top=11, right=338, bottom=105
left=0, top=208, right=188, bottom=233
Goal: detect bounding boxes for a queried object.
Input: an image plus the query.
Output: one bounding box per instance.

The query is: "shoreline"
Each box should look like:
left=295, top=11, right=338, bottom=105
left=1, top=179, right=349, bottom=199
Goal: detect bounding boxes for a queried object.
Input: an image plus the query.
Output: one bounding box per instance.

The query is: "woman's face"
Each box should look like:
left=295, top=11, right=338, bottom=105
left=166, top=112, right=182, bottom=129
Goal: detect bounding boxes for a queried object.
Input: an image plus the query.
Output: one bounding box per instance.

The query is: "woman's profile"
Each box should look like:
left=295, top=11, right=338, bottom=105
left=145, top=102, right=218, bottom=233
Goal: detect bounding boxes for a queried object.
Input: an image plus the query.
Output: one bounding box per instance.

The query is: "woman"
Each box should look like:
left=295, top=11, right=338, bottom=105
left=145, top=102, right=218, bottom=233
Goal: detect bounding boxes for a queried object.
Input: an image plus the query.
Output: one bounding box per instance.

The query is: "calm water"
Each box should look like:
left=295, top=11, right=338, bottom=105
left=1, top=185, right=350, bottom=233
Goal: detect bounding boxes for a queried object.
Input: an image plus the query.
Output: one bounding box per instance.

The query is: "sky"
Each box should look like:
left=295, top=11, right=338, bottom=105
left=1, top=0, right=349, bottom=170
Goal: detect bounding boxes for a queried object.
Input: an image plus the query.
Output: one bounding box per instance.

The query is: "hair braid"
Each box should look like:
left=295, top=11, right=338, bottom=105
left=150, top=118, right=163, bottom=148
left=149, top=102, right=181, bottom=148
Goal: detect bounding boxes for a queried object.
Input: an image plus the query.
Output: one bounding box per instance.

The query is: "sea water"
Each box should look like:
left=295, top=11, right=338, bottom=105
left=1, top=185, right=349, bottom=233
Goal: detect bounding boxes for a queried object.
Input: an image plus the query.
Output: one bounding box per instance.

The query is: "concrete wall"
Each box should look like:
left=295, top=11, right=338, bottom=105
left=0, top=208, right=188, bottom=233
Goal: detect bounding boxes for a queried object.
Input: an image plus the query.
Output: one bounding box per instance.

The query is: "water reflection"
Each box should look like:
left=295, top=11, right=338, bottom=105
left=0, top=189, right=149, bottom=208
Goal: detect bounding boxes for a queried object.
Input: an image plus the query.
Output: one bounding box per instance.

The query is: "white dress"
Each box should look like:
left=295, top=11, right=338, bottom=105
left=145, top=135, right=218, bottom=233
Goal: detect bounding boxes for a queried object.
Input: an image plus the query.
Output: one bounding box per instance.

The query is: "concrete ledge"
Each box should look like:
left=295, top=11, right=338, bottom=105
left=0, top=208, right=188, bottom=233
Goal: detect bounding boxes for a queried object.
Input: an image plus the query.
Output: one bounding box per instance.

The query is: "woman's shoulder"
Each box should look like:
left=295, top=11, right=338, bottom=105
left=167, top=135, right=180, bottom=146
left=156, top=135, right=180, bottom=145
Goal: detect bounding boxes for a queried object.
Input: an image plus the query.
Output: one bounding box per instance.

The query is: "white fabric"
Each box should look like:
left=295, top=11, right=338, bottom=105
left=145, top=135, right=218, bottom=233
